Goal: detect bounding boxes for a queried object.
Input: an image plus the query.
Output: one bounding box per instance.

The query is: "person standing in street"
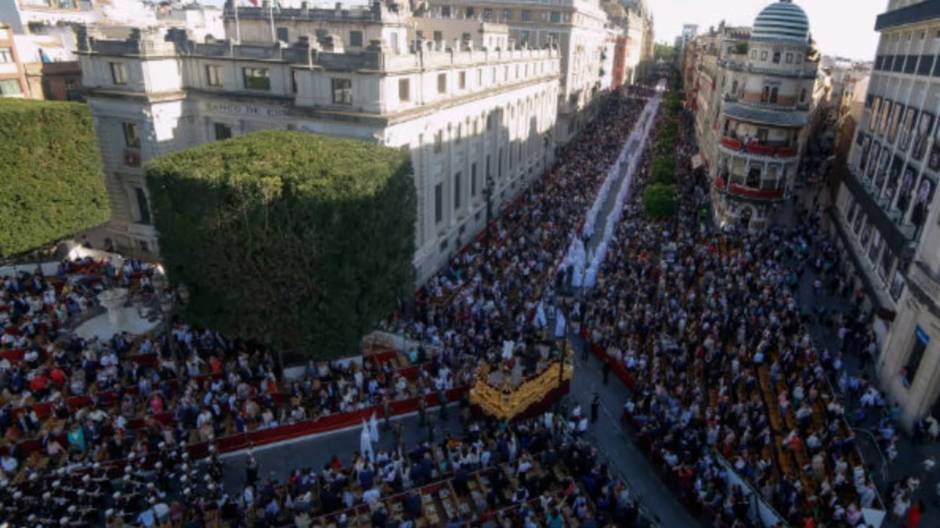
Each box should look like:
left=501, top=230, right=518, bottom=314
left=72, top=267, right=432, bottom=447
left=591, top=393, right=600, bottom=423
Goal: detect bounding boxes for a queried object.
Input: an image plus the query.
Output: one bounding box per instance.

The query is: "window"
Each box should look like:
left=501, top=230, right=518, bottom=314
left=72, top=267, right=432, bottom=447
left=466, top=7, right=474, bottom=17
left=349, top=31, right=363, bottom=47
left=731, top=79, right=738, bottom=95
left=434, top=183, right=443, bottom=224
left=550, top=11, right=561, bottom=23
left=134, top=187, right=151, bottom=225
left=770, top=86, right=778, bottom=103
left=750, top=50, right=757, bottom=60
left=398, top=78, right=410, bottom=102
left=214, top=122, right=232, bottom=141
left=205, top=64, right=222, bottom=87
left=502, top=9, right=511, bottom=21
left=433, top=31, right=443, bottom=42
left=760, top=50, right=768, bottom=61
left=454, top=172, right=462, bottom=210
left=761, top=86, right=770, bottom=102
left=903, top=326, right=931, bottom=387
left=456, top=124, right=462, bottom=143
left=461, top=32, right=471, bottom=44
left=459, top=71, right=466, bottom=89
left=521, top=10, right=531, bottom=22
left=772, top=51, right=781, bottom=64
left=291, top=70, right=298, bottom=93
left=0, top=48, right=12, bottom=64
left=800, top=87, right=807, bottom=103
left=487, top=112, right=495, bottom=130
left=276, top=27, right=289, bottom=42
left=122, top=122, right=140, bottom=148
left=786, top=53, right=793, bottom=64
left=0, top=79, right=20, bottom=96
left=434, top=130, right=443, bottom=153
left=483, top=8, right=493, bottom=20
left=441, top=6, right=451, bottom=17
left=242, top=67, right=270, bottom=90
left=477, top=69, right=483, bottom=85
left=331, top=78, right=352, bottom=104
left=110, top=62, right=127, bottom=85
left=471, top=162, right=478, bottom=197
left=437, top=73, right=447, bottom=94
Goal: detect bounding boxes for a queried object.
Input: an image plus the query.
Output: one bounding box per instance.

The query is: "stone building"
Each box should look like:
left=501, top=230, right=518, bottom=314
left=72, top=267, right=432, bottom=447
left=0, top=23, right=28, bottom=97
left=683, top=0, right=822, bottom=231
left=421, top=0, right=626, bottom=143
left=834, top=0, right=940, bottom=429
left=78, top=0, right=561, bottom=284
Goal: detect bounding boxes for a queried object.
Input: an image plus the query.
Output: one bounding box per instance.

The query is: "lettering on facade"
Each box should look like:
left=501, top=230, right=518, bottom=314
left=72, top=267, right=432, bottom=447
left=205, top=102, right=286, bottom=117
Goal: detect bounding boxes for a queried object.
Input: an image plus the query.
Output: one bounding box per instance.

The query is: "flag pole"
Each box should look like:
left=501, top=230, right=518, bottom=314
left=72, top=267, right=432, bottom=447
left=269, top=0, right=276, bottom=43
left=233, top=0, right=241, bottom=44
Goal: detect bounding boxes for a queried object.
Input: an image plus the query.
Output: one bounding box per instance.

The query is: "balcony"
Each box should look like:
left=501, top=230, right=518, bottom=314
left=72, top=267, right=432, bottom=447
left=713, top=175, right=785, bottom=201
left=123, top=148, right=141, bottom=167
left=719, top=136, right=798, bottom=159
left=907, top=261, right=940, bottom=317
left=728, top=184, right=784, bottom=201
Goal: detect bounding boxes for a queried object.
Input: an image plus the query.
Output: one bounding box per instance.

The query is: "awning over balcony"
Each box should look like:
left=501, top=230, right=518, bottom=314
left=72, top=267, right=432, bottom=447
left=722, top=102, right=809, bottom=128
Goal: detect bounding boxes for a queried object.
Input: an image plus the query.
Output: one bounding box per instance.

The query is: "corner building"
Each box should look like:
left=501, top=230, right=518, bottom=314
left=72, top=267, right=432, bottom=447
left=684, top=0, right=821, bottom=231
left=835, top=0, right=940, bottom=430
left=78, top=0, right=560, bottom=284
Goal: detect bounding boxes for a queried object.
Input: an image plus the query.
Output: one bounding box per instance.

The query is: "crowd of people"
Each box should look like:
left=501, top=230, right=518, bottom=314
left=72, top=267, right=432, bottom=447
left=229, top=412, right=643, bottom=528
left=0, top=84, right=663, bottom=525
left=583, top=84, right=891, bottom=527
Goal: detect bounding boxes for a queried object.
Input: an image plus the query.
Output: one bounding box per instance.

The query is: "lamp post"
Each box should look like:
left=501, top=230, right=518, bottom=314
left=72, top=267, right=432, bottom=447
left=483, top=174, right=495, bottom=261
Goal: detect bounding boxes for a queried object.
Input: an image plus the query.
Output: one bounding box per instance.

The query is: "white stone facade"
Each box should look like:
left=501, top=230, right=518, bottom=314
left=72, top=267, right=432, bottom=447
left=834, top=0, right=940, bottom=429
left=423, top=0, right=614, bottom=142
left=78, top=11, right=560, bottom=284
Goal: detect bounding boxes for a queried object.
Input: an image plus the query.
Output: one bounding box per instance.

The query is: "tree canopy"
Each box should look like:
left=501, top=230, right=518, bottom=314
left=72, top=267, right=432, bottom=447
left=0, top=99, right=109, bottom=258
left=146, top=130, right=416, bottom=359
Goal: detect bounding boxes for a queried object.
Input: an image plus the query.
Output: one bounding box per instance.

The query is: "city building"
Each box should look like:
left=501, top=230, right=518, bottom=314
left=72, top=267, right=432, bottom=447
left=0, top=22, right=28, bottom=97
left=677, top=23, right=697, bottom=50
left=834, top=0, right=940, bottom=429
left=78, top=0, right=561, bottom=283
left=422, top=0, right=629, bottom=142
left=0, top=0, right=221, bottom=100
left=682, top=0, right=822, bottom=231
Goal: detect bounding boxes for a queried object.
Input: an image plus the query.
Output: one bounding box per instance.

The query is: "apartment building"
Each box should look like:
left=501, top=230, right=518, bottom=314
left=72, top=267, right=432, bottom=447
left=683, top=0, right=822, bottom=231
left=0, top=23, right=27, bottom=97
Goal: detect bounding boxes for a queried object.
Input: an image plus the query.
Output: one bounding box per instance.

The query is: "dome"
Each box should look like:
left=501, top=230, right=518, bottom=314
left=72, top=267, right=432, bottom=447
left=752, top=0, right=810, bottom=44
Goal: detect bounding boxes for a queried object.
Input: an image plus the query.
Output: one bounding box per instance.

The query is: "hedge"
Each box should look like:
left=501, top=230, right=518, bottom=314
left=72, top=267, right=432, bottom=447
left=0, top=99, right=110, bottom=258
left=643, top=184, right=678, bottom=219
left=651, top=157, right=676, bottom=185
left=146, top=131, right=416, bottom=359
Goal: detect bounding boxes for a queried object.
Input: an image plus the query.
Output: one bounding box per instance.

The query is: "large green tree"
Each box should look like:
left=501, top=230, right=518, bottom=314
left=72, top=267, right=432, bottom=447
left=146, top=131, right=416, bottom=358
left=0, top=99, right=109, bottom=258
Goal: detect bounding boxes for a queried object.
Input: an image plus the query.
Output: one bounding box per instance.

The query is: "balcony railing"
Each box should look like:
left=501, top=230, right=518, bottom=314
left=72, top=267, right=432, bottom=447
left=713, top=175, right=785, bottom=201
left=728, top=184, right=784, bottom=201
left=719, top=136, right=797, bottom=158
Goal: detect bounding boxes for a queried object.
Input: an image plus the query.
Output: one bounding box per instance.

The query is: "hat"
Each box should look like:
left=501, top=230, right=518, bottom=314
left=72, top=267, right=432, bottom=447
left=82, top=475, right=90, bottom=482
left=113, top=491, right=121, bottom=500
left=106, top=509, right=114, bottom=517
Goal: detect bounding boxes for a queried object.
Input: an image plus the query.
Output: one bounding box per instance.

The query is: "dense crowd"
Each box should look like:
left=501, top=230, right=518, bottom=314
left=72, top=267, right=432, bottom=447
left=0, top=86, right=661, bottom=525
left=390, top=88, right=656, bottom=369
left=584, top=89, right=887, bottom=527
left=231, top=414, right=644, bottom=527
